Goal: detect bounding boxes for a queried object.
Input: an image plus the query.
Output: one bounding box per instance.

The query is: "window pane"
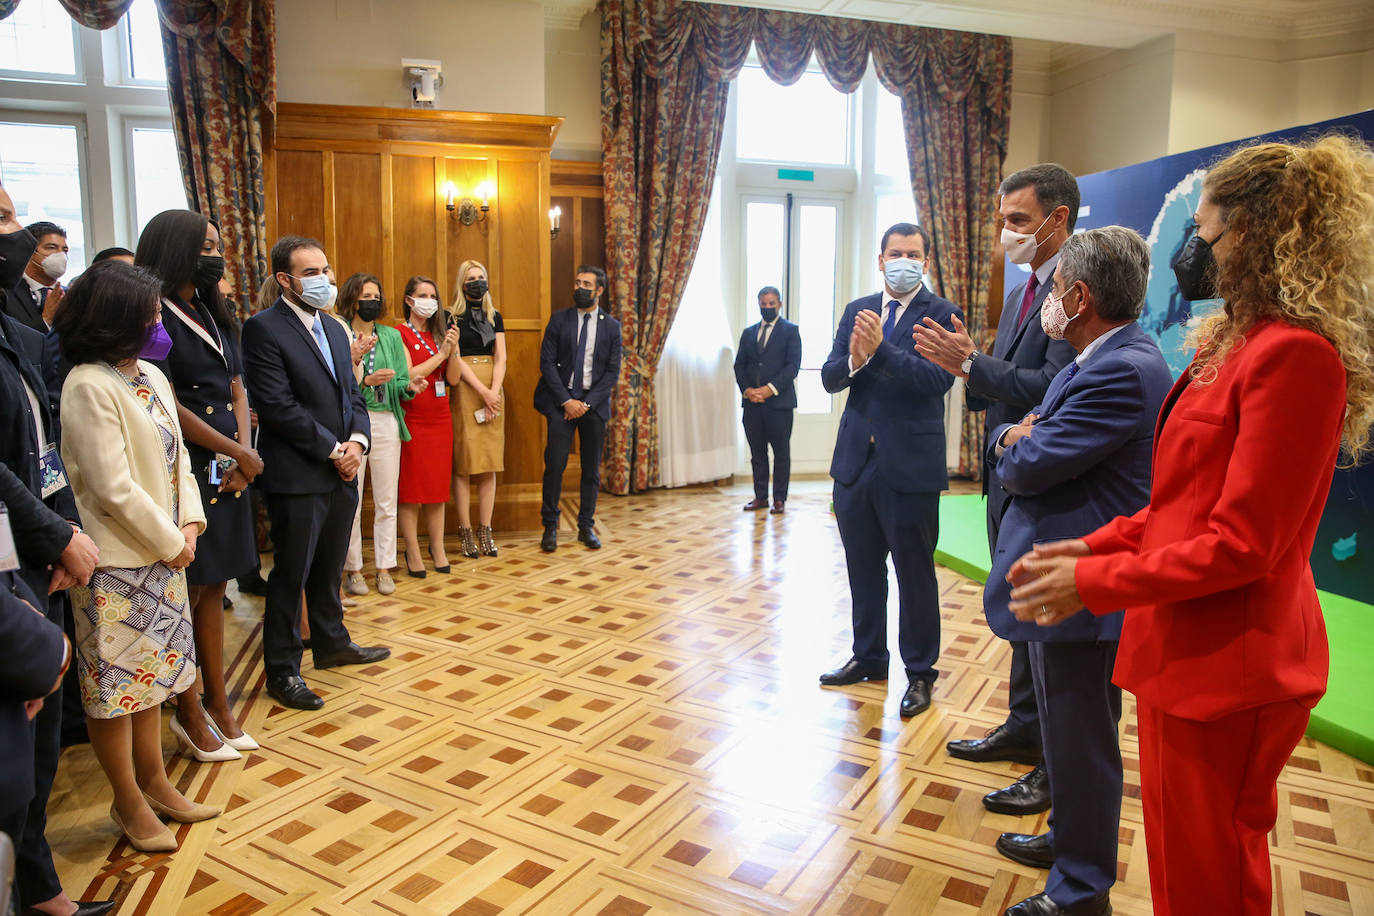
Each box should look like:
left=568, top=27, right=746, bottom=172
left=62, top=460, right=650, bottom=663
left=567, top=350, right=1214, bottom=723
left=744, top=200, right=785, bottom=306
left=796, top=204, right=837, bottom=414
left=0, top=0, right=77, bottom=77
left=131, top=127, right=187, bottom=235
left=126, top=0, right=166, bottom=83
left=736, top=64, right=849, bottom=165
left=0, top=122, right=87, bottom=274
left=874, top=86, right=908, bottom=178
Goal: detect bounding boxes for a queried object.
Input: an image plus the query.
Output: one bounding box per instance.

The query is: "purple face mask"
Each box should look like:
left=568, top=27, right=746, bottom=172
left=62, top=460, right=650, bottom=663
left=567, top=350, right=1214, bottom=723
left=140, top=321, right=174, bottom=361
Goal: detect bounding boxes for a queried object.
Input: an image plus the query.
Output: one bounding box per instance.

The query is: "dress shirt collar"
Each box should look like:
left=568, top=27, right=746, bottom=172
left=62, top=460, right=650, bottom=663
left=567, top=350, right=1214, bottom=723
left=884, top=284, right=923, bottom=310
left=24, top=271, right=51, bottom=295
left=1075, top=321, right=1131, bottom=366
left=283, top=294, right=320, bottom=331
left=1032, top=251, right=1062, bottom=288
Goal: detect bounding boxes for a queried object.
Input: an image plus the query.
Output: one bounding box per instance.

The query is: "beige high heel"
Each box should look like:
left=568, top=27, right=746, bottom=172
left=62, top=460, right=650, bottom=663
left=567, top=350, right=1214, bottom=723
left=110, top=803, right=178, bottom=853
left=142, top=791, right=221, bottom=823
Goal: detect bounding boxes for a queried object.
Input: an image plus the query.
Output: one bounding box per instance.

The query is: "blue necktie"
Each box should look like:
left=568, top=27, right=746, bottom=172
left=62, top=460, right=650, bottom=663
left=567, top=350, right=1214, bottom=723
left=1065, top=361, right=1081, bottom=381
left=571, top=312, right=590, bottom=398
left=882, top=300, right=899, bottom=340
left=311, top=315, right=337, bottom=381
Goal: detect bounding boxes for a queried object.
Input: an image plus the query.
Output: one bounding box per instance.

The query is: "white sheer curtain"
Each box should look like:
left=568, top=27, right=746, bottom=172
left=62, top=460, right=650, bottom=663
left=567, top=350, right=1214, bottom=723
left=658, top=181, right=739, bottom=488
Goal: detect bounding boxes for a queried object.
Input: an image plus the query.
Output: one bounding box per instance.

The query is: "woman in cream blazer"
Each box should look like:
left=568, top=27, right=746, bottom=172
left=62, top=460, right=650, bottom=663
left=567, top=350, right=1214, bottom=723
left=54, top=261, right=218, bottom=854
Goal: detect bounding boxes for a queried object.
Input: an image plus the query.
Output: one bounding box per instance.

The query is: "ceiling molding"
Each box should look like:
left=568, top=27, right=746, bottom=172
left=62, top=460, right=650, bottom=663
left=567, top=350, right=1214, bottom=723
left=538, top=1, right=597, bottom=30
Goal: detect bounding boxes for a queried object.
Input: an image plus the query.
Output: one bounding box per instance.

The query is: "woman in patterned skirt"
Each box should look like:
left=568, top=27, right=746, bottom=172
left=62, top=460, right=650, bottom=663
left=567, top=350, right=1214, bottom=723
left=54, top=261, right=221, bottom=854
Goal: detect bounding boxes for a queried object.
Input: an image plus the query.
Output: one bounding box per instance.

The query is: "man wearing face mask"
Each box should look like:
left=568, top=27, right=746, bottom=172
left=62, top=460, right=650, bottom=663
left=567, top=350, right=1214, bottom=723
left=733, top=286, right=801, bottom=514
left=981, top=227, right=1170, bottom=916
left=4, top=221, right=69, bottom=333
left=915, top=163, right=1080, bottom=809
left=817, top=222, right=962, bottom=718
left=534, top=266, right=622, bottom=552
left=241, top=236, right=388, bottom=711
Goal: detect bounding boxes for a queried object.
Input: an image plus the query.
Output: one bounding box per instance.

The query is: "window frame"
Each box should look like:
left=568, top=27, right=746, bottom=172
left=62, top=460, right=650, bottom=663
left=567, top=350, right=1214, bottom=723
left=123, top=116, right=185, bottom=241
left=0, top=111, right=95, bottom=271
left=0, top=1, right=84, bottom=85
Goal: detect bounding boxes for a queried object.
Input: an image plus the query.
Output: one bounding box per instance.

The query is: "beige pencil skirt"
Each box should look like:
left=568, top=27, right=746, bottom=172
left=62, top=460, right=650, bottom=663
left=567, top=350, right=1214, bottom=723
left=453, top=355, right=506, bottom=475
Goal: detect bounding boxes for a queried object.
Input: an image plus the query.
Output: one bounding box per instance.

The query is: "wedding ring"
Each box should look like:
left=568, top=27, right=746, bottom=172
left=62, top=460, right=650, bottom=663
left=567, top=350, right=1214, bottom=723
left=1038, top=605, right=1048, bottom=617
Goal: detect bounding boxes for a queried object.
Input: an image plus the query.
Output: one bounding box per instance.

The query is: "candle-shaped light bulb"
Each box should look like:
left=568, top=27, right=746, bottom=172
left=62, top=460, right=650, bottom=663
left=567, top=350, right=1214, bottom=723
left=444, top=182, right=456, bottom=210
left=550, top=206, right=562, bottom=230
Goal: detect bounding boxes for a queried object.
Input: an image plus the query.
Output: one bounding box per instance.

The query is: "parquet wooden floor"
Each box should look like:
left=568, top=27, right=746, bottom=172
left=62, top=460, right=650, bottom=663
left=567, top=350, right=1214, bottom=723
left=44, top=481, right=1374, bottom=915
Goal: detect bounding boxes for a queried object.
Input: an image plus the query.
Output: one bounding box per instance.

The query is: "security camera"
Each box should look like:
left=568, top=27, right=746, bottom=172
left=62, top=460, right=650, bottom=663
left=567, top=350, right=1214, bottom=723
left=402, top=58, right=443, bottom=106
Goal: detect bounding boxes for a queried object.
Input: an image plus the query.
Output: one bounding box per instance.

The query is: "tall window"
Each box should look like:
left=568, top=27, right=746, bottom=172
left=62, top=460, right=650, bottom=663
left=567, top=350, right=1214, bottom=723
left=0, top=0, right=184, bottom=270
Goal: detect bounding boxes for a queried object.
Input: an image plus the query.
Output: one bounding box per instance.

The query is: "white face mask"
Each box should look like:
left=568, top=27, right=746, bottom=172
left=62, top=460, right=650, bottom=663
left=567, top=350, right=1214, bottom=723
left=1001, top=211, right=1054, bottom=265
left=40, top=251, right=67, bottom=280
left=882, top=257, right=925, bottom=295
left=410, top=296, right=439, bottom=319
left=1040, top=285, right=1080, bottom=340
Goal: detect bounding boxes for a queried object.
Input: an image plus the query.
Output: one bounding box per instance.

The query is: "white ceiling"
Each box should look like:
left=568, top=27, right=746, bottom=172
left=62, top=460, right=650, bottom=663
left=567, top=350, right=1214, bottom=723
left=536, top=0, right=1374, bottom=46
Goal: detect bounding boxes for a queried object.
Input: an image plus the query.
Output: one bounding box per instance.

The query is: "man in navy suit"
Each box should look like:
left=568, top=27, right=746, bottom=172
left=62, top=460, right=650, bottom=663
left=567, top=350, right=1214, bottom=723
left=817, top=223, right=962, bottom=718
left=916, top=163, right=1080, bottom=812
left=242, top=236, right=388, bottom=711
left=733, top=286, right=801, bottom=514
left=535, top=265, right=622, bottom=552
left=984, top=227, right=1172, bottom=916
left=3, top=221, right=68, bottom=334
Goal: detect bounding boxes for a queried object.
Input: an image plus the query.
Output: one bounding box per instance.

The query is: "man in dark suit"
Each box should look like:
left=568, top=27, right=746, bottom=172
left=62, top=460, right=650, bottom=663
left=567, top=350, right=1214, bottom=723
left=534, top=265, right=623, bottom=552
left=915, top=163, right=1080, bottom=812
left=4, top=221, right=68, bottom=334
left=734, top=286, right=802, bottom=514
left=983, top=227, right=1171, bottom=916
left=0, top=189, right=112, bottom=916
left=817, top=223, right=962, bottom=718
left=241, top=236, right=388, bottom=711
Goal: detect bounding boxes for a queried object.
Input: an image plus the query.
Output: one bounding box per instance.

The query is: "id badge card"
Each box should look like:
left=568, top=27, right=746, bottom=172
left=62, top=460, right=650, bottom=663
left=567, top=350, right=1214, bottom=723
left=0, top=506, right=19, bottom=572
left=434, top=380, right=446, bottom=397
left=39, top=443, right=69, bottom=500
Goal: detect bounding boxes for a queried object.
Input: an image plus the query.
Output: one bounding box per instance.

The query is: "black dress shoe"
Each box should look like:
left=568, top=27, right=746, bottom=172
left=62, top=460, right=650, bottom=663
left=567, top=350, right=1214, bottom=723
left=540, top=526, right=558, bottom=552
left=1005, top=891, right=1111, bottom=916
left=769, top=500, right=785, bottom=514
left=900, top=678, right=932, bottom=717
left=314, top=642, right=391, bottom=669
left=577, top=527, right=601, bottom=549
left=983, top=764, right=1051, bottom=815
left=237, top=573, right=269, bottom=596
left=947, top=723, right=1043, bottom=765
left=818, top=657, right=887, bottom=686
left=996, top=831, right=1055, bottom=869
left=24, top=902, right=119, bottom=916
left=266, top=675, right=323, bottom=710
left=743, top=497, right=769, bottom=511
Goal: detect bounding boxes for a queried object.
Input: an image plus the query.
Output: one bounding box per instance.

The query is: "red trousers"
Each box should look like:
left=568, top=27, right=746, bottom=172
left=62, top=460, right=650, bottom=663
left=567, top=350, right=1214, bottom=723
left=1135, top=698, right=1311, bottom=916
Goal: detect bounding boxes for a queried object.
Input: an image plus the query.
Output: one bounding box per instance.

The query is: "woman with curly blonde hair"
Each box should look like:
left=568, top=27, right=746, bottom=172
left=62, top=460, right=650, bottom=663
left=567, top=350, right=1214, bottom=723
left=1002, top=133, right=1374, bottom=916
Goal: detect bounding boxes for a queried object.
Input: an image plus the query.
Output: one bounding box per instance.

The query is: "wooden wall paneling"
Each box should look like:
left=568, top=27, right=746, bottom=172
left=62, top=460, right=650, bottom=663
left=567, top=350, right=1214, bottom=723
left=580, top=197, right=605, bottom=281
left=275, top=150, right=326, bottom=245
left=443, top=157, right=494, bottom=307
left=332, top=152, right=385, bottom=283
left=322, top=152, right=336, bottom=270
left=380, top=152, right=395, bottom=308
left=549, top=194, right=575, bottom=307
left=390, top=155, right=439, bottom=301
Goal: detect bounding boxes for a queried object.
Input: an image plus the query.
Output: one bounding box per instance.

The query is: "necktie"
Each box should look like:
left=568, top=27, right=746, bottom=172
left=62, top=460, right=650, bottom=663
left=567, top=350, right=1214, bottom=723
left=571, top=312, right=590, bottom=398
left=882, top=300, right=899, bottom=340
left=1015, top=272, right=1040, bottom=329
left=311, top=315, right=337, bottom=381
left=758, top=322, right=771, bottom=351
left=1065, top=361, right=1081, bottom=381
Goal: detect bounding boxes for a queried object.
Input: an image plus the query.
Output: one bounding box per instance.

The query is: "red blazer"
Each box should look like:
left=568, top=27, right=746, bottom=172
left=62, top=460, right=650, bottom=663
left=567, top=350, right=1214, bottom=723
left=1075, top=320, right=1346, bottom=721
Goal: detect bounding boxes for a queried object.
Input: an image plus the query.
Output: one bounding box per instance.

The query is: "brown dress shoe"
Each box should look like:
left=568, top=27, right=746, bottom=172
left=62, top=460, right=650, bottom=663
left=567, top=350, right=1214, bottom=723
left=743, top=497, right=769, bottom=510
left=770, top=500, right=785, bottom=514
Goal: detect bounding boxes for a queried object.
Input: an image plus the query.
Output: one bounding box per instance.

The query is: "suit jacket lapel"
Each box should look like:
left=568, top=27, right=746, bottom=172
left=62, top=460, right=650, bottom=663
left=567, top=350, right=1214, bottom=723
left=276, top=300, right=337, bottom=381
left=163, top=297, right=227, bottom=368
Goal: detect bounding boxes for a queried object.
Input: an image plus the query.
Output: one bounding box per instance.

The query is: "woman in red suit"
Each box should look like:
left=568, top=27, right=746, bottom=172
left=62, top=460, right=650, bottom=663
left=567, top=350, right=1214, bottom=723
left=1006, top=135, right=1374, bottom=916
left=396, top=276, right=459, bottom=577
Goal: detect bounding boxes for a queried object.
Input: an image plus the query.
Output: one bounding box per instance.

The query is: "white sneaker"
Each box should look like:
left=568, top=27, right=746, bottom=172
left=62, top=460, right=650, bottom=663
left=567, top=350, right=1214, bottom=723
left=345, top=571, right=368, bottom=596
left=376, top=570, right=396, bottom=595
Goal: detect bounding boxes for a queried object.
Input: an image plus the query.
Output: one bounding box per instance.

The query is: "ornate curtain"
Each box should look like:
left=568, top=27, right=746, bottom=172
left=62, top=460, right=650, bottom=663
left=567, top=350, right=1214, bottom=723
left=0, top=0, right=275, bottom=320
left=599, top=0, right=1011, bottom=493
left=156, top=0, right=276, bottom=320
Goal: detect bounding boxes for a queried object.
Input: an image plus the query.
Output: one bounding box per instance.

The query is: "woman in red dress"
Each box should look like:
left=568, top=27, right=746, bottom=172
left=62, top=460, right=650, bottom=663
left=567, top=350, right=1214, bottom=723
left=1007, top=135, right=1374, bottom=916
left=396, top=276, right=459, bottom=577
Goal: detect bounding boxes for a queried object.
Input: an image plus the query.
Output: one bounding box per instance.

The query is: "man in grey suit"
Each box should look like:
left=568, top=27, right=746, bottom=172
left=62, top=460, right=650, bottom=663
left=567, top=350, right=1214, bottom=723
left=914, top=163, right=1078, bottom=818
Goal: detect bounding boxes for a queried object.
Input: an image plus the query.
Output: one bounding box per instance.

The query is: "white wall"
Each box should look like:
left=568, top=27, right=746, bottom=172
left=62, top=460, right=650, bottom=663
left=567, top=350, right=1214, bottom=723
left=545, top=14, right=602, bottom=160
left=275, top=0, right=546, bottom=115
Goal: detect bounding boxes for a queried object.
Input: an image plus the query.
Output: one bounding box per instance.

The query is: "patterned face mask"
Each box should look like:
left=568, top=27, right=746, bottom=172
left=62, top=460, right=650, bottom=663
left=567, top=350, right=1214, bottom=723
left=1040, top=284, right=1081, bottom=341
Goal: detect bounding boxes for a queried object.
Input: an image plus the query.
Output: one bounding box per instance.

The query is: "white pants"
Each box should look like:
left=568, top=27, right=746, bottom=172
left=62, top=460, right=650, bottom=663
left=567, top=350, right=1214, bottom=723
left=347, top=409, right=401, bottom=571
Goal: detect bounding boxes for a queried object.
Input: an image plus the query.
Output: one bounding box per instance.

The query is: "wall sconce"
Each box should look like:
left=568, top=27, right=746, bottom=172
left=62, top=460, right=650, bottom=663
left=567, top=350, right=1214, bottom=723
left=549, top=205, right=562, bottom=240
left=445, top=180, right=492, bottom=225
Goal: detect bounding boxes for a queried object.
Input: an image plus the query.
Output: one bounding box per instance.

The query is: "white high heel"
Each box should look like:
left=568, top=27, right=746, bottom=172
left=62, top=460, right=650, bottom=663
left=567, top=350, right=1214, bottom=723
left=168, top=714, right=242, bottom=762
left=219, top=729, right=260, bottom=752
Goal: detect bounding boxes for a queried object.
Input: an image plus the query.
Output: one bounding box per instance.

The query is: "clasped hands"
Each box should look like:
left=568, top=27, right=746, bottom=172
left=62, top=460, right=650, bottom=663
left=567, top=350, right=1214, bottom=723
left=48, top=524, right=98, bottom=594
left=333, top=441, right=364, bottom=481
left=743, top=386, right=772, bottom=403
left=562, top=398, right=589, bottom=421
left=1006, top=539, right=1091, bottom=626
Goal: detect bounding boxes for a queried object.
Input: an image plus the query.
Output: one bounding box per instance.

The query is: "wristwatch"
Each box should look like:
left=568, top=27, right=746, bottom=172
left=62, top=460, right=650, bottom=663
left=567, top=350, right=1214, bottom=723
left=961, top=350, right=979, bottom=375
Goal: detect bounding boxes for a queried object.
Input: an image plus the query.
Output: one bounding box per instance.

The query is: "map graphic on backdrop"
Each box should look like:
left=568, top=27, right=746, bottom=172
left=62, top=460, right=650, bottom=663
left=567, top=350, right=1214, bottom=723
left=1004, top=110, right=1374, bottom=603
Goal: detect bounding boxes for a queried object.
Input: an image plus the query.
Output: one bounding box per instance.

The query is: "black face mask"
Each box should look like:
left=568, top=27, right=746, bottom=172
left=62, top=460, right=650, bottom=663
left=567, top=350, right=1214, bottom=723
left=195, top=254, right=225, bottom=288
left=463, top=279, right=488, bottom=301
left=759, top=306, right=779, bottom=323
left=0, top=227, right=39, bottom=290
left=573, top=287, right=596, bottom=310
left=1171, top=230, right=1224, bottom=301
left=356, top=299, right=383, bottom=322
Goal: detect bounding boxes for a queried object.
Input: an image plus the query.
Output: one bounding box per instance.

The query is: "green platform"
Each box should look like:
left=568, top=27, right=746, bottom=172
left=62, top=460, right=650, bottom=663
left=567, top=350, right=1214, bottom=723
left=935, top=493, right=1374, bottom=765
